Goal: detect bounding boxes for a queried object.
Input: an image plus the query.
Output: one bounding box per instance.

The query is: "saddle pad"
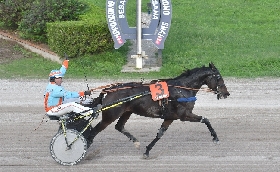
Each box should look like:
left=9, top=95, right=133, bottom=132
left=149, top=81, right=169, bottom=101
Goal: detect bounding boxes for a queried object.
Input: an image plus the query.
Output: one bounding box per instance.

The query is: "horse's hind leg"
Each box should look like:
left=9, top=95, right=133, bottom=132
left=115, top=112, right=140, bottom=149
left=87, top=119, right=113, bottom=148
left=143, top=119, right=173, bottom=159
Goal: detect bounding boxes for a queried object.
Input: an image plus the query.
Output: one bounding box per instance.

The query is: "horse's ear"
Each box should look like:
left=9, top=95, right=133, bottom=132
left=209, top=62, right=216, bottom=70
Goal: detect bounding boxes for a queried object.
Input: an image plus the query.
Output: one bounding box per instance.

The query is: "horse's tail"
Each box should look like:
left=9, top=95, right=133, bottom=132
left=91, top=92, right=105, bottom=107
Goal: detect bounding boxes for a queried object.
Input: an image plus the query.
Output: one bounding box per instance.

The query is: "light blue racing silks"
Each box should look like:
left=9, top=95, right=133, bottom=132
left=45, top=65, right=67, bottom=94
left=46, top=85, right=82, bottom=107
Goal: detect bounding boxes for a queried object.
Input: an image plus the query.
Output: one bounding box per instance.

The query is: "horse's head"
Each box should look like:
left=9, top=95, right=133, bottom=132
left=205, top=62, right=230, bottom=99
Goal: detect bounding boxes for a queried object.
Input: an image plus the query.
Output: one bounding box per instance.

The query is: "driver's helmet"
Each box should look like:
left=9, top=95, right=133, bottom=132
left=49, top=70, right=64, bottom=78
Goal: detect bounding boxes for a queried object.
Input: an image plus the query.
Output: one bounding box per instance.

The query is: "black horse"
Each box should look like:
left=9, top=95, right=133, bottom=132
left=87, top=62, right=230, bottom=158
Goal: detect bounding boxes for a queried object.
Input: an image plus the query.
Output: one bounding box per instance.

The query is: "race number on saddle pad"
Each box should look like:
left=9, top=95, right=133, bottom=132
left=149, top=82, right=169, bottom=101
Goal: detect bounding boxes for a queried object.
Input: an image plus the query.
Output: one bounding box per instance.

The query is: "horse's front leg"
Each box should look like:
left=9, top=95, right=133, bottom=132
left=200, top=117, right=219, bottom=143
left=177, top=101, right=219, bottom=143
left=143, top=119, right=173, bottom=159
left=181, top=111, right=219, bottom=143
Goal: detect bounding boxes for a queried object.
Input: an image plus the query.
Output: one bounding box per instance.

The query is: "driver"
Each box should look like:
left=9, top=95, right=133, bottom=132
left=45, top=59, right=68, bottom=94
left=44, top=60, right=93, bottom=117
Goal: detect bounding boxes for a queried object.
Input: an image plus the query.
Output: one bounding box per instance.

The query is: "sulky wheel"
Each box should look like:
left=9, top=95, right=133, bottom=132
left=50, top=129, right=87, bottom=165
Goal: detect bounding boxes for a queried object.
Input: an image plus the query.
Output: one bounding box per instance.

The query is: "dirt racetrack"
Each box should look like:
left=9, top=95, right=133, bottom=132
left=0, top=78, right=279, bottom=172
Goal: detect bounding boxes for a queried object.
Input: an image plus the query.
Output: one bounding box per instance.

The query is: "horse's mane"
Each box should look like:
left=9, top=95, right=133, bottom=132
left=104, top=65, right=212, bottom=89
left=173, top=65, right=210, bottom=79
left=150, top=65, right=210, bottom=83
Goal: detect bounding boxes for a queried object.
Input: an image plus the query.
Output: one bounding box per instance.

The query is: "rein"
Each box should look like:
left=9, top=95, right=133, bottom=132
left=89, top=83, right=215, bottom=94
left=170, top=85, right=213, bottom=93
left=34, top=115, right=49, bottom=131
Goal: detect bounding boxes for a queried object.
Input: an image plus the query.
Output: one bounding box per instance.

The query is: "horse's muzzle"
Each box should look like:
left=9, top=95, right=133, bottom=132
left=217, top=91, right=230, bottom=100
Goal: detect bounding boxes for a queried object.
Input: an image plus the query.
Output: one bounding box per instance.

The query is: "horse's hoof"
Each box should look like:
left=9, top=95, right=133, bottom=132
left=213, top=138, right=220, bottom=144
left=134, top=141, right=140, bottom=150
left=143, top=153, right=149, bottom=159
left=87, top=139, right=93, bottom=149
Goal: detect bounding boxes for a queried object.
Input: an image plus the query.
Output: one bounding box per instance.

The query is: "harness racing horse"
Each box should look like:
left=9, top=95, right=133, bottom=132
left=88, top=62, right=230, bottom=158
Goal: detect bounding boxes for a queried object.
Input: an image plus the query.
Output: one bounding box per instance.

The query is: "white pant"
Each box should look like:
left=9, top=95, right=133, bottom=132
left=63, top=98, right=92, bottom=105
left=63, top=98, right=80, bottom=104
left=46, top=102, right=91, bottom=117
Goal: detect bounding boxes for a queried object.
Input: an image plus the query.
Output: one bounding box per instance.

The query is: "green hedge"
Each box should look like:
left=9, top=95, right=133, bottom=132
left=47, top=20, right=113, bottom=58
left=0, top=0, right=33, bottom=29
left=46, top=2, right=113, bottom=58
left=18, top=0, right=88, bottom=43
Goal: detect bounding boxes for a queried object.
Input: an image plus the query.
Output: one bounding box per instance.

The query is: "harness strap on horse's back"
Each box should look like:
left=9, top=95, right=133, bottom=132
left=177, top=97, right=197, bottom=102
left=99, top=91, right=151, bottom=111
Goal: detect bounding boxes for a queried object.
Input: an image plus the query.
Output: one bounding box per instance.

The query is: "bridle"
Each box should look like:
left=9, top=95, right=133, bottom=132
left=208, top=71, right=225, bottom=99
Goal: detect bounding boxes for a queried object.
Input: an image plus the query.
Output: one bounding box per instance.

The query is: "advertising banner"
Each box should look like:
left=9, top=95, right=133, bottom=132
left=106, top=0, right=172, bottom=49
